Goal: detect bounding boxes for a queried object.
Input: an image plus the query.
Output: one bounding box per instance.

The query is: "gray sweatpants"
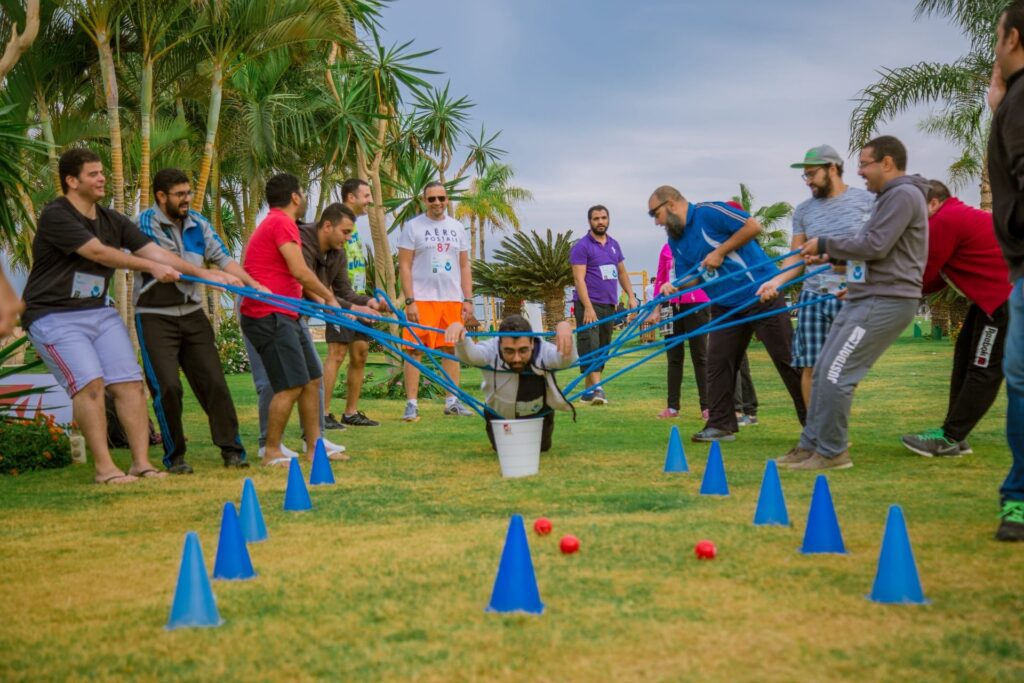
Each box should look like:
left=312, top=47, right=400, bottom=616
left=799, top=296, right=918, bottom=458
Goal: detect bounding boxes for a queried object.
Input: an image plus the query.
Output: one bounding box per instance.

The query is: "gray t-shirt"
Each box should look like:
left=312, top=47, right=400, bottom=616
left=791, top=187, right=874, bottom=293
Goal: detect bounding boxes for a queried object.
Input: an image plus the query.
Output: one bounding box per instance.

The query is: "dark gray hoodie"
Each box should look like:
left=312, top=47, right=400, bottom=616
left=819, top=174, right=929, bottom=301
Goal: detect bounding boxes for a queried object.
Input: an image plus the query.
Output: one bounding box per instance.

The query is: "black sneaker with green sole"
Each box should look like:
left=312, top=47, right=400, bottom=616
left=900, top=428, right=961, bottom=457
left=996, top=501, right=1024, bottom=541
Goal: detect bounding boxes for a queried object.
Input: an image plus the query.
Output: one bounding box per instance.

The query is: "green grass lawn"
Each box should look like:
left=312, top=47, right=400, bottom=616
left=1, top=330, right=1022, bottom=682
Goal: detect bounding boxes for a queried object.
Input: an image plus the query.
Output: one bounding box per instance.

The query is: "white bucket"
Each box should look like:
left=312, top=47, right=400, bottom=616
left=491, top=418, right=543, bottom=478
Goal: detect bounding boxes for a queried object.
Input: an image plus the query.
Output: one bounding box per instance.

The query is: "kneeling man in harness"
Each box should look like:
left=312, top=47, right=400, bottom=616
left=445, top=314, right=576, bottom=451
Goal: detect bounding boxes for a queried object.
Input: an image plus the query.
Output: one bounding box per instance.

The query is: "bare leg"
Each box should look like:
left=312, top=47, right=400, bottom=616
left=322, top=342, right=348, bottom=417
left=587, top=371, right=602, bottom=388
left=72, top=378, right=136, bottom=483
left=404, top=349, right=423, bottom=400
left=344, top=340, right=369, bottom=415
left=265, top=385, right=302, bottom=464
left=298, top=378, right=322, bottom=458
left=107, top=380, right=165, bottom=477
left=801, top=367, right=813, bottom=408
left=441, top=348, right=459, bottom=399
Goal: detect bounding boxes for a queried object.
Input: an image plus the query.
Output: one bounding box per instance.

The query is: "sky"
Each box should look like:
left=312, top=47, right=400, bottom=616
left=376, top=0, right=981, bottom=278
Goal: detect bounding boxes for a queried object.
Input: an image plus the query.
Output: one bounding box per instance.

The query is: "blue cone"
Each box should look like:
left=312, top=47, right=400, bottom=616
left=213, top=502, right=256, bottom=580
left=699, top=441, right=729, bottom=495
left=239, top=478, right=268, bottom=543
left=167, top=532, right=222, bottom=629
left=485, top=514, right=544, bottom=615
left=753, top=460, right=790, bottom=526
left=283, top=457, right=312, bottom=511
left=800, top=475, right=847, bottom=554
left=309, top=438, right=335, bottom=486
left=868, top=505, right=928, bottom=604
left=663, top=425, right=688, bottom=473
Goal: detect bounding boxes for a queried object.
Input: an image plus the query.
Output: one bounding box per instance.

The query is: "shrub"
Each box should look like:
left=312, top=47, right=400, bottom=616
left=0, top=413, right=72, bottom=475
left=216, top=316, right=250, bottom=374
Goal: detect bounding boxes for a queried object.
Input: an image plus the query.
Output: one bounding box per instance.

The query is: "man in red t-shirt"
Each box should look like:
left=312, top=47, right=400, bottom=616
left=901, top=180, right=1013, bottom=457
left=240, top=174, right=343, bottom=467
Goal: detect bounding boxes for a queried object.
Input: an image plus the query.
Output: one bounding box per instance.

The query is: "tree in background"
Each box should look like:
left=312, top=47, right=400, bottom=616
left=731, top=183, right=792, bottom=258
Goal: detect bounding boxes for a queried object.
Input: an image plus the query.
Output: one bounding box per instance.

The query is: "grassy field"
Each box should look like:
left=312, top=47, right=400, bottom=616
left=1, top=330, right=1021, bottom=682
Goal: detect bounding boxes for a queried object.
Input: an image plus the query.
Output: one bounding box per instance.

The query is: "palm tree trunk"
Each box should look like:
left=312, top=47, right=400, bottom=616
left=541, top=293, right=564, bottom=332
left=980, top=164, right=992, bottom=213
left=470, top=216, right=478, bottom=263
left=479, top=226, right=486, bottom=262
left=34, top=89, right=60, bottom=194
left=139, top=57, right=154, bottom=209
left=192, top=62, right=223, bottom=211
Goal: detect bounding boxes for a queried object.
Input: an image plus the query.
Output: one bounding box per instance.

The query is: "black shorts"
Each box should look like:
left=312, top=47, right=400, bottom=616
left=241, top=313, right=322, bottom=393
left=325, top=322, right=372, bottom=345
left=574, top=302, right=616, bottom=374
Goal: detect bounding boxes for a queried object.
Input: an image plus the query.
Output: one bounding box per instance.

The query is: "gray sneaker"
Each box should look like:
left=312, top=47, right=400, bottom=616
left=590, top=387, right=608, bottom=405
left=788, top=451, right=853, bottom=471
left=402, top=401, right=419, bottom=422
left=443, top=400, right=475, bottom=416
left=959, top=440, right=973, bottom=455
left=775, top=446, right=813, bottom=465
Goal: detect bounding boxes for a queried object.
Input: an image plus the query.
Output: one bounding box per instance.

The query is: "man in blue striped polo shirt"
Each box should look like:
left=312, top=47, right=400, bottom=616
left=649, top=186, right=806, bottom=442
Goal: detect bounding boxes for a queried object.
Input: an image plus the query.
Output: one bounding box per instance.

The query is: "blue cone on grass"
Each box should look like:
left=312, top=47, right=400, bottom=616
left=167, top=531, right=223, bottom=629
left=239, top=478, right=267, bottom=543
left=753, top=460, right=789, bottom=526
left=310, top=437, right=336, bottom=486
left=486, top=514, right=544, bottom=615
left=283, top=457, right=312, bottom=511
left=868, top=505, right=928, bottom=604
left=800, top=474, right=847, bottom=554
left=213, top=502, right=256, bottom=580
left=699, top=441, right=729, bottom=495
left=663, top=425, right=688, bottom=473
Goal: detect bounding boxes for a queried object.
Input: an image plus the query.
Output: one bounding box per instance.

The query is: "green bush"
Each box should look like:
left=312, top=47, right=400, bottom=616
left=0, top=414, right=72, bottom=475
left=216, top=316, right=250, bottom=374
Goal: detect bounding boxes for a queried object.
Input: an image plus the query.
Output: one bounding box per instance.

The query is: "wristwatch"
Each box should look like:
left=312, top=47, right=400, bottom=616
left=404, top=297, right=415, bottom=306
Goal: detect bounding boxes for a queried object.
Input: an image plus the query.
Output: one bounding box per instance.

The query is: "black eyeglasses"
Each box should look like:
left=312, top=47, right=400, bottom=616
left=426, top=196, right=447, bottom=203
left=648, top=200, right=669, bottom=218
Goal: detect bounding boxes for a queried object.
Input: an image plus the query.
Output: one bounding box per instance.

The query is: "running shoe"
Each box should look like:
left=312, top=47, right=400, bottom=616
left=443, top=400, right=475, bottom=416
left=900, top=428, right=960, bottom=457
left=324, top=413, right=347, bottom=431
left=657, top=408, right=679, bottom=419
left=403, top=401, right=419, bottom=422
left=341, top=411, right=380, bottom=427
left=996, top=501, right=1024, bottom=541
left=590, top=387, right=608, bottom=405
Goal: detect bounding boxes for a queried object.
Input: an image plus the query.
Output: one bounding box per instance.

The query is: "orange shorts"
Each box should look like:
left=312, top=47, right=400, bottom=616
left=402, top=301, right=464, bottom=350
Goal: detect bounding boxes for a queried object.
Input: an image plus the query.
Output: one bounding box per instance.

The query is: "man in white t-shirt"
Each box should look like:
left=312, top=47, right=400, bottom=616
left=396, top=182, right=475, bottom=421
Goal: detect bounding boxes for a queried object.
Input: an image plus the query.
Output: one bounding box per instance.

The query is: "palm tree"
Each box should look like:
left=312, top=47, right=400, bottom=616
left=731, top=183, right=792, bottom=257
left=849, top=0, right=1006, bottom=206
left=471, top=260, right=528, bottom=318
left=490, top=229, right=575, bottom=331
left=455, top=163, right=532, bottom=261
left=0, top=0, right=41, bottom=82
left=0, top=104, right=47, bottom=246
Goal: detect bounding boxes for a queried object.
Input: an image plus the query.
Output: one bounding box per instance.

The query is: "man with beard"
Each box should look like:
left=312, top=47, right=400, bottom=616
left=320, top=178, right=378, bottom=429
left=782, top=136, right=928, bottom=471
left=648, top=187, right=805, bottom=442
left=134, top=168, right=264, bottom=473
left=985, top=0, right=1024, bottom=540
left=240, top=173, right=342, bottom=467
left=570, top=205, right=637, bottom=404
left=445, top=315, right=576, bottom=452
left=756, top=145, right=873, bottom=405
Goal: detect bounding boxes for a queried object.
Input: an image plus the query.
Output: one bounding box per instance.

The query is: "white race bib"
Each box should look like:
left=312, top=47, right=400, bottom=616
left=352, top=272, right=366, bottom=292
left=71, top=272, right=105, bottom=299
left=599, top=264, right=617, bottom=280
left=847, top=261, right=867, bottom=283
left=516, top=397, right=544, bottom=417
left=659, top=304, right=674, bottom=337
left=431, top=244, right=454, bottom=275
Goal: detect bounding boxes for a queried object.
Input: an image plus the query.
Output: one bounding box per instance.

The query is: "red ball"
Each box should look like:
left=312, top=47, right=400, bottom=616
left=559, top=534, right=580, bottom=554
left=533, top=518, right=553, bottom=535
left=695, top=540, right=716, bottom=560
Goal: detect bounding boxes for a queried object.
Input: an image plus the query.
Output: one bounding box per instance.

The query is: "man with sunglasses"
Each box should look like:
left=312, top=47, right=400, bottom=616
left=757, top=145, right=873, bottom=407
left=397, top=181, right=475, bottom=421
left=134, top=167, right=262, bottom=474
left=648, top=187, right=806, bottom=443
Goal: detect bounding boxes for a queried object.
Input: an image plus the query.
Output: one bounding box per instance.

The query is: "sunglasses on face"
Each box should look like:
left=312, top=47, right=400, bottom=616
left=648, top=200, right=669, bottom=218
left=426, top=196, right=447, bottom=203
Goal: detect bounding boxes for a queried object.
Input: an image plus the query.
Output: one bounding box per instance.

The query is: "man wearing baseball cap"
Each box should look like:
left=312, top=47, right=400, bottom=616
left=758, top=144, right=874, bottom=406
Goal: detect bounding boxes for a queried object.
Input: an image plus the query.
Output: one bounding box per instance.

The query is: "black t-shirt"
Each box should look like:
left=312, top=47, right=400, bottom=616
left=22, top=197, right=151, bottom=329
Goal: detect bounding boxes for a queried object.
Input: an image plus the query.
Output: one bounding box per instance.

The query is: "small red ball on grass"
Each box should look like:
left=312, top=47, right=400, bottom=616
left=534, top=518, right=553, bottom=535
left=695, top=540, right=716, bottom=560
left=559, top=534, right=580, bottom=554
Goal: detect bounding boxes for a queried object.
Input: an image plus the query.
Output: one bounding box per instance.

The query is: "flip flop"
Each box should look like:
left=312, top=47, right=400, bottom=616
left=129, top=468, right=168, bottom=479
left=96, top=472, right=137, bottom=485
left=262, top=457, right=291, bottom=468
left=327, top=451, right=351, bottom=462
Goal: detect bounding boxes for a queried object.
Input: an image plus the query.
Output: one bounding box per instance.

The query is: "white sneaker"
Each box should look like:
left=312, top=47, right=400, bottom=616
left=302, top=438, right=346, bottom=454
left=258, top=443, right=299, bottom=459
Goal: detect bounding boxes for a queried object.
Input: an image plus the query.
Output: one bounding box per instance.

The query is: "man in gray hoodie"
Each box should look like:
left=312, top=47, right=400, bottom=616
left=446, top=315, right=576, bottom=452
left=776, top=135, right=928, bottom=471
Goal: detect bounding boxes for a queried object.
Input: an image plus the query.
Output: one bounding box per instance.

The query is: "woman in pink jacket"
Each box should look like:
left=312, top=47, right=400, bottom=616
left=652, top=243, right=710, bottom=418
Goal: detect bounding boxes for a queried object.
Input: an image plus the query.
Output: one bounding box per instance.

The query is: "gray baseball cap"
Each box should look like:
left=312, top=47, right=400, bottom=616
left=790, top=144, right=844, bottom=168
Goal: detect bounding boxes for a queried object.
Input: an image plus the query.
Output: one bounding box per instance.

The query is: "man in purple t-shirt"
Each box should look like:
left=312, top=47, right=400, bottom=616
left=570, top=205, right=637, bottom=404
